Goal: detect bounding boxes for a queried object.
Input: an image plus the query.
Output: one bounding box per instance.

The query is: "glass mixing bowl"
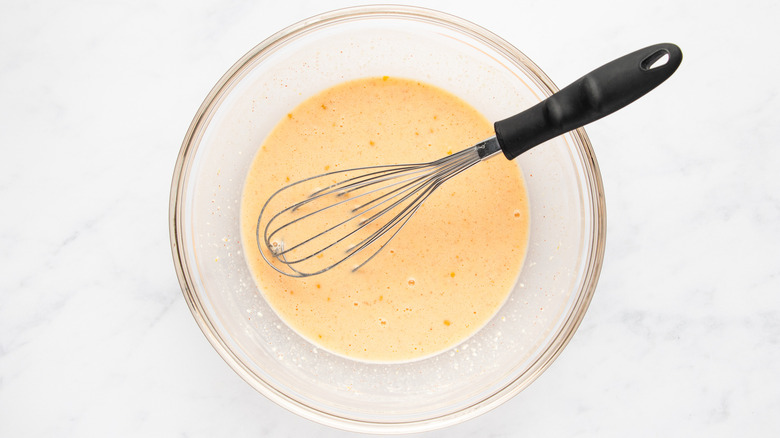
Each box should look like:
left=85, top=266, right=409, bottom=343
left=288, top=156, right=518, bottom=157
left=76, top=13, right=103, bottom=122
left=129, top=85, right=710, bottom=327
left=169, top=5, right=605, bottom=433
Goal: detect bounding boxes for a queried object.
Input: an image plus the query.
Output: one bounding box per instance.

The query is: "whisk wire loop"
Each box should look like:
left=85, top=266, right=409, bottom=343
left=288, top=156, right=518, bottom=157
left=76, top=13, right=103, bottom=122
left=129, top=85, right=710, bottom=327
left=257, top=145, right=483, bottom=277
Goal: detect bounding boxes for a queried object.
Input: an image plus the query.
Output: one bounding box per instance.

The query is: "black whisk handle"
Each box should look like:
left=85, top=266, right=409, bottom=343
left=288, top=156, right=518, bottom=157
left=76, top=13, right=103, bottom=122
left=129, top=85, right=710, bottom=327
left=494, top=43, right=682, bottom=160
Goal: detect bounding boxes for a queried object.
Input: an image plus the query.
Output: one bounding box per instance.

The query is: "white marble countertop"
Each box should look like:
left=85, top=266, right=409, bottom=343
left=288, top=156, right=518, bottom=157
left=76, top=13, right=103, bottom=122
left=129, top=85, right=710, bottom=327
left=2, top=0, right=778, bottom=436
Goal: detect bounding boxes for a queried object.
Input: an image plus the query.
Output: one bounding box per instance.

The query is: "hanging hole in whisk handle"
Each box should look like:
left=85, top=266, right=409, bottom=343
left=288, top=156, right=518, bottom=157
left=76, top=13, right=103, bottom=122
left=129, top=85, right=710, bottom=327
left=640, top=48, right=671, bottom=71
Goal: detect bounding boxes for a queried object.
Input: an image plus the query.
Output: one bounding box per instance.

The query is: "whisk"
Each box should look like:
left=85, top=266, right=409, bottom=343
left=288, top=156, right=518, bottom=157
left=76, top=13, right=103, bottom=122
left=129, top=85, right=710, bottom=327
left=257, top=43, right=682, bottom=277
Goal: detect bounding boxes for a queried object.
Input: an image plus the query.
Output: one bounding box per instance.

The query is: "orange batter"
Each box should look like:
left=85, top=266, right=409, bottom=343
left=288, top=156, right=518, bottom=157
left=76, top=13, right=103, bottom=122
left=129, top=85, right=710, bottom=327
left=240, top=77, right=529, bottom=362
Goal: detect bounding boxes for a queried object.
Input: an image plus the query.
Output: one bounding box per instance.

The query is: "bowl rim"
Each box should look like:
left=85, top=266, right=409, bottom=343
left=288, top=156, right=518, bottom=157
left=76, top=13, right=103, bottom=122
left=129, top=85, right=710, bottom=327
left=169, top=4, right=606, bottom=433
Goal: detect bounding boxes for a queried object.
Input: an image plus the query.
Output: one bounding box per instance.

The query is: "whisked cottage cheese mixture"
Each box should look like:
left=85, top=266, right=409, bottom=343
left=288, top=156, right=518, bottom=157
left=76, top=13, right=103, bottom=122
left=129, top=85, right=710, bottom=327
left=241, top=77, right=529, bottom=362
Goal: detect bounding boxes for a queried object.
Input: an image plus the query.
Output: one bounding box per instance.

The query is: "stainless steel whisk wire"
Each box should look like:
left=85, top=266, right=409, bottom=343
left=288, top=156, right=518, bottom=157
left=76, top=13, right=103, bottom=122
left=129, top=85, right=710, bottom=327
left=257, top=143, right=491, bottom=277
